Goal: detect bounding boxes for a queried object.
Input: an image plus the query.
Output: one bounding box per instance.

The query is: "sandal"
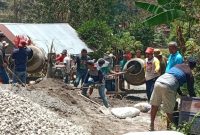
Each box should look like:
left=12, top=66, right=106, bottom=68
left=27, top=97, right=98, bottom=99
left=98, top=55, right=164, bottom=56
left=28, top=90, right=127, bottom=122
left=149, top=124, right=154, bottom=131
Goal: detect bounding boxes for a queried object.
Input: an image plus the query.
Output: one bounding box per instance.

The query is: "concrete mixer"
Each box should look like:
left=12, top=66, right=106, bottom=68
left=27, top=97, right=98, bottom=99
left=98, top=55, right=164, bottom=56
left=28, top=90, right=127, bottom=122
left=123, top=58, right=145, bottom=86
left=107, top=58, right=146, bottom=96
left=26, top=45, right=46, bottom=73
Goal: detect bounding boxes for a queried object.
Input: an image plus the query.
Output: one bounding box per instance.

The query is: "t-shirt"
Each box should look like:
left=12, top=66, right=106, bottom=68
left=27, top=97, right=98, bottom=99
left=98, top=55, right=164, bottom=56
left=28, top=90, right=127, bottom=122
left=144, top=57, right=160, bottom=81
left=84, top=69, right=104, bottom=83
left=63, top=56, right=71, bottom=73
left=165, top=51, right=183, bottom=72
left=56, top=54, right=65, bottom=63
left=76, top=55, right=90, bottom=71
left=12, top=47, right=33, bottom=72
left=119, top=59, right=127, bottom=70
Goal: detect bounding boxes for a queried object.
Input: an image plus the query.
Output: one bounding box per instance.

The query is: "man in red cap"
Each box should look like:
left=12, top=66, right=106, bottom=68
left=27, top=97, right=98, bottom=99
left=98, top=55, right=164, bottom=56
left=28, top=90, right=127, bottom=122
left=11, top=40, right=33, bottom=84
left=144, top=47, right=160, bottom=101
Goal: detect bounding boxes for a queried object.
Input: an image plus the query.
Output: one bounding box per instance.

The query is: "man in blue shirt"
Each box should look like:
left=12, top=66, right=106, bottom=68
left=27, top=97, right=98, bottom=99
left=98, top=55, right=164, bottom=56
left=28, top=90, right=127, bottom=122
left=149, top=58, right=196, bottom=131
left=12, top=40, right=33, bottom=84
left=165, top=41, right=183, bottom=72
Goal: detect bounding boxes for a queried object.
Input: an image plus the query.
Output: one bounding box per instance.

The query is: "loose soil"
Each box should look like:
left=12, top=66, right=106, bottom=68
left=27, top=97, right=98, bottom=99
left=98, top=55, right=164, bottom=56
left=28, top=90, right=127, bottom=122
left=25, top=78, right=165, bottom=135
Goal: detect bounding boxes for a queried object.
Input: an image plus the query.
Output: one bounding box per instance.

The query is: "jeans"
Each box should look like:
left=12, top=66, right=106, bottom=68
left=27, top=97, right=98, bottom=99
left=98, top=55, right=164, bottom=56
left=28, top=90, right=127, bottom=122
left=146, top=77, right=158, bottom=101
left=64, top=73, right=70, bottom=84
left=13, top=71, right=27, bottom=84
left=82, top=78, right=109, bottom=108
left=74, top=69, right=87, bottom=87
left=0, top=67, right=9, bottom=84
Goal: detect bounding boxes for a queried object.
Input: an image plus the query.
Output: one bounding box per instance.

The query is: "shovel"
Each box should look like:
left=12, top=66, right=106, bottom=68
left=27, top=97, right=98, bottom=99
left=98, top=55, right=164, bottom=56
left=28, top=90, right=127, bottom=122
left=106, top=65, right=135, bottom=77
left=6, top=67, right=27, bottom=87
left=78, top=91, right=111, bottom=115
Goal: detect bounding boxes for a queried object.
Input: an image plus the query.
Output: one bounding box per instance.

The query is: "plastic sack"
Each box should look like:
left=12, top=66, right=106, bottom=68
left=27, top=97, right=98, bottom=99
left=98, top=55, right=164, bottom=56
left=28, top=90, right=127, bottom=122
left=134, top=102, right=151, bottom=113
left=111, top=107, right=140, bottom=119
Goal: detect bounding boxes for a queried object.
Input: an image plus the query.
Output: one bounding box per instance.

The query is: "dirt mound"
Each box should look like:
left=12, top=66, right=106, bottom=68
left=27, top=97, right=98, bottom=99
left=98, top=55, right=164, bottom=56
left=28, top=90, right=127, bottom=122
left=0, top=78, right=165, bottom=135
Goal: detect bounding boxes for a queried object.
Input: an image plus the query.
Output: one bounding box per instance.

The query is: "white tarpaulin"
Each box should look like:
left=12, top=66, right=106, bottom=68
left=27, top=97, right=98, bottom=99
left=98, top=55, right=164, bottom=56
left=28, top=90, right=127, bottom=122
left=0, top=23, right=92, bottom=54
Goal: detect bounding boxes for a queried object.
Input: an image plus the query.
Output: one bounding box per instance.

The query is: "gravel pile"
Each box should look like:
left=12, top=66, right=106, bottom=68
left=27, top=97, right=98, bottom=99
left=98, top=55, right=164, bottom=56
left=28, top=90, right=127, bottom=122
left=15, top=88, right=82, bottom=115
left=0, top=89, right=90, bottom=135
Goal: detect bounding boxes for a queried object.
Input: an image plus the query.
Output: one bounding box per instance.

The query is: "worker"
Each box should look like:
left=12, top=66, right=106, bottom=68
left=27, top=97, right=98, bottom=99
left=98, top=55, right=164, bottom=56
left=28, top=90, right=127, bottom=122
left=63, top=53, right=71, bottom=84
left=165, top=41, right=183, bottom=72
left=0, top=43, right=9, bottom=84
left=154, top=49, right=167, bottom=75
left=144, top=47, right=160, bottom=101
left=74, top=48, right=91, bottom=87
left=12, top=40, right=33, bottom=84
left=82, top=60, right=109, bottom=108
left=0, top=34, right=9, bottom=84
left=56, top=49, right=67, bottom=63
left=96, top=58, right=117, bottom=93
left=135, top=49, right=142, bottom=58
left=149, top=58, right=196, bottom=131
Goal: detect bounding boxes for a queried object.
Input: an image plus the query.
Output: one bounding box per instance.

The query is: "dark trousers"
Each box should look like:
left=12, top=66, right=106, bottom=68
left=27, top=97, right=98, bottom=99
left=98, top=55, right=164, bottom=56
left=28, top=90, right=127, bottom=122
left=0, top=67, right=9, bottom=84
left=146, top=77, right=158, bottom=101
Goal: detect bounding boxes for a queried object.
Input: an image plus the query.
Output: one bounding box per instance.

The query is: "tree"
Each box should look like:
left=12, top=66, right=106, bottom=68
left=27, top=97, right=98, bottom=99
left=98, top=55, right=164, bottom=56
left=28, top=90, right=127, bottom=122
left=135, top=0, right=186, bottom=26
left=78, top=19, right=113, bottom=58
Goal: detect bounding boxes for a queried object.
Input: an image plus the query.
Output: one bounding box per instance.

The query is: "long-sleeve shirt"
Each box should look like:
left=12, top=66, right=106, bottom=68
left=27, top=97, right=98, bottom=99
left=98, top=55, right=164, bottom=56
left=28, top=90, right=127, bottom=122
left=165, top=51, right=183, bottom=72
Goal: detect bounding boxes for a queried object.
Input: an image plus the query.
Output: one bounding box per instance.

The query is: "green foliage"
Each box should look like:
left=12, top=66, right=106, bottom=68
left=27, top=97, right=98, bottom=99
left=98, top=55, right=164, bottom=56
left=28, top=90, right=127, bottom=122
left=143, top=9, right=185, bottom=26
left=135, top=0, right=186, bottom=26
left=77, top=19, right=113, bottom=58
left=172, top=112, right=200, bottom=134
left=153, top=29, right=167, bottom=47
left=135, top=2, right=164, bottom=14
left=129, top=24, right=154, bottom=50
left=114, top=32, right=143, bottom=54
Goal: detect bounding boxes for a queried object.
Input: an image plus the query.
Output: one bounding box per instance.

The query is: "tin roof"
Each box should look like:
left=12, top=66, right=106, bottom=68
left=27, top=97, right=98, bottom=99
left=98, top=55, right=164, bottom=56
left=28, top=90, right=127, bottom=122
left=0, top=23, right=92, bottom=54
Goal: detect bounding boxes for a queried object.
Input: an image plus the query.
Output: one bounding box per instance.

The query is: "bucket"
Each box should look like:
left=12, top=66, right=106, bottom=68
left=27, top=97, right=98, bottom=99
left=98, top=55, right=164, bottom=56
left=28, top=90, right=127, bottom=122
left=105, top=79, right=115, bottom=92
left=179, top=97, right=200, bottom=135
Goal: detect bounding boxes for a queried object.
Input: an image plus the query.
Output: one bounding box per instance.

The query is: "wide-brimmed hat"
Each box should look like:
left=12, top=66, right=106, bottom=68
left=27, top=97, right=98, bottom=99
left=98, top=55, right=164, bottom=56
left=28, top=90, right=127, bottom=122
left=145, top=47, right=154, bottom=54
left=154, top=49, right=162, bottom=56
left=2, top=41, right=9, bottom=47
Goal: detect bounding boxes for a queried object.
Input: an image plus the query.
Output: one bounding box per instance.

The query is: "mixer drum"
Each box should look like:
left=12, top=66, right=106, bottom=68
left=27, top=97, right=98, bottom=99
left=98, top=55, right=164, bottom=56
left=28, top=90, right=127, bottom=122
left=27, top=45, right=46, bottom=73
left=123, top=58, right=145, bottom=85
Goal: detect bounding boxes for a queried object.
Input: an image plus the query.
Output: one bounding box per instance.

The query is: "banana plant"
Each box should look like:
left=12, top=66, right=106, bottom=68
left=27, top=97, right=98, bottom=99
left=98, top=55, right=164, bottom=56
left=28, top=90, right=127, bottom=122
left=135, top=0, right=185, bottom=26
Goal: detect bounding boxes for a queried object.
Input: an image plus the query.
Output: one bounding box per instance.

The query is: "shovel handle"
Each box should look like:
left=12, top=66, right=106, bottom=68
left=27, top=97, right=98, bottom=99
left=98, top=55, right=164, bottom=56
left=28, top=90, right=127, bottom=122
left=6, top=67, right=26, bottom=87
left=77, top=91, right=101, bottom=107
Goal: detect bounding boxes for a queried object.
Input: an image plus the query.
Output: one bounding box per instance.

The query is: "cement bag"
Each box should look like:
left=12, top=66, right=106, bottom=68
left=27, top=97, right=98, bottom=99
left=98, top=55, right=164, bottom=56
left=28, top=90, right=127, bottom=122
left=134, top=102, right=151, bottom=113
left=111, top=107, right=140, bottom=119
left=123, top=131, right=184, bottom=135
